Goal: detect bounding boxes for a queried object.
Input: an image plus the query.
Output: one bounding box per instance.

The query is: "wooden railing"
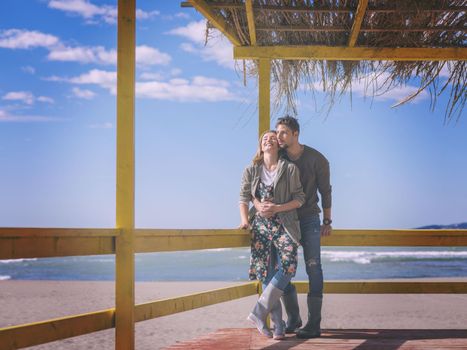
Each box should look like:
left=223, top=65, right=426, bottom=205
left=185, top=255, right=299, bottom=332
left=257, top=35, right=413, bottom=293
left=1, top=228, right=467, bottom=349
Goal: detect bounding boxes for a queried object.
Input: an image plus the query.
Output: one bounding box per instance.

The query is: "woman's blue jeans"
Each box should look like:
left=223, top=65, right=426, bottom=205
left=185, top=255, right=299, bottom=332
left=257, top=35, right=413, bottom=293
left=263, top=245, right=292, bottom=291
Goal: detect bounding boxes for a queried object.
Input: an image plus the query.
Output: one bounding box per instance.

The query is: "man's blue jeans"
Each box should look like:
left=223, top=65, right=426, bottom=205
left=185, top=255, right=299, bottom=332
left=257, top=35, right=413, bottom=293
left=284, top=214, right=323, bottom=297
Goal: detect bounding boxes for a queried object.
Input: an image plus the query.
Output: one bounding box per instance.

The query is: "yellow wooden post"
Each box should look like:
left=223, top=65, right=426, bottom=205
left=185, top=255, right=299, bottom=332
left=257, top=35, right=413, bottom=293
left=258, top=58, right=270, bottom=136
left=116, top=0, right=136, bottom=349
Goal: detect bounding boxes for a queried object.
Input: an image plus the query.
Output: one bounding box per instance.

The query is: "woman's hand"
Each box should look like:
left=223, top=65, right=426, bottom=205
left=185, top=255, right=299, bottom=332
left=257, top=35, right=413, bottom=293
left=253, top=198, right=276, bottom=218
left=238, top=221, right=250, bottom=230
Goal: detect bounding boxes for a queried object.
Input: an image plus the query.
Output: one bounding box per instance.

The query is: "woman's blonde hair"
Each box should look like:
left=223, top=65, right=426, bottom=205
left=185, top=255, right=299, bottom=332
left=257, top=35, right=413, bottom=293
left=252, top=130, right=277, bottom=165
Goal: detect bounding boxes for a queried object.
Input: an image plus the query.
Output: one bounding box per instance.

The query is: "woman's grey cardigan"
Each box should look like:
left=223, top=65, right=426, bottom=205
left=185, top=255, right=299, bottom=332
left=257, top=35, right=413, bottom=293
left=239, top=158, right=305, bottom=244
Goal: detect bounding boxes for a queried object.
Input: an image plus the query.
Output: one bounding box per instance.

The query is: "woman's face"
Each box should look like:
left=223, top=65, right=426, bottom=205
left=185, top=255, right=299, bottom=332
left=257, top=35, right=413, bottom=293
left=261, top=132, right=279, bottom=153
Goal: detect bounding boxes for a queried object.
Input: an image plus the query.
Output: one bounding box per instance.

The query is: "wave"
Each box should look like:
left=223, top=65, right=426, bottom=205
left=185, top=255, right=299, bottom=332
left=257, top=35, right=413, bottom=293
left=203, top=248, right=233, bottom=252
left=0, top=275, right=11, bottom=280
left=322, top=250, right=467, bottom=264
left=0, top=258, right=38, bottom=264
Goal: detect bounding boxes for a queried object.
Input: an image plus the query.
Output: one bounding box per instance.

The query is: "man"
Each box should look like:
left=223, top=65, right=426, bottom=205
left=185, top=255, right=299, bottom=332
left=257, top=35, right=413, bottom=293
left=255, top=116, right=332, bottom=338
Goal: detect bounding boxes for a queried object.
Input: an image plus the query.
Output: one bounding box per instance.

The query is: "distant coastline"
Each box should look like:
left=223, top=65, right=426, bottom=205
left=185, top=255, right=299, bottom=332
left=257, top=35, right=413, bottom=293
left=416, top=222, right=467, bottom=229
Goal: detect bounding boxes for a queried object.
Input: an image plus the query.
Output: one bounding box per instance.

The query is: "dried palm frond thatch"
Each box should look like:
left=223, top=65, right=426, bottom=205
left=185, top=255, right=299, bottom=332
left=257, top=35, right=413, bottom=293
left=203, top=0, right=466, bottom=122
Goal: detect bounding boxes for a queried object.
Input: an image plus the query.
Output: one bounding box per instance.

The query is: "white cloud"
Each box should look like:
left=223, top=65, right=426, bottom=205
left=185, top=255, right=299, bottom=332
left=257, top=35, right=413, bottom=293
left=350, top=72, right=429, bottom=104
left=48, top=45, right=116, bottom=64
left=88, top=122, right=113, bottom=128
left=136, top=9, right=160, bottom=20
left=2, top=91, right=55, bottom=105
left=72, top=87, right=96, bottom=99
left=136, top=76, right=240, bottom=102
left=49, top=69, right=241, bottom=102
left=170, top=68, right=182, bottom=76
left=168, top=20, right=235, bottom=69
left=2, top=91, right=35, bottom=105
left=169, top=20, right=206, bottom=44
left=0, top=29, right=59, bottom=49
left=48, top=0, right=159, bottom=24
left=140, top=72, right=164, bottom=81
left=308, top=71, right=429, bottom=105
left=0, top=109, right=61, bottom=122
left=21, top=66, right=36, bottom=74
left=47, top=45, right=170, bottom=66
left=192, top=76, right=229, bottom=88
left=68, top=69, right=117, bottom=94
left=37, top=96, right=55, bottom=103
left=174, top=12, right=190, bottom=19
left=136, top=45, right=171, bottom=66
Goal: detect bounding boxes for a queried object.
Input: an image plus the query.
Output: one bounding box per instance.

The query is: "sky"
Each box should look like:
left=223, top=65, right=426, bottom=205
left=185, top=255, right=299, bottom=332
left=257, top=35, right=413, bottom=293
left=0, top=0, right=466, bottom=230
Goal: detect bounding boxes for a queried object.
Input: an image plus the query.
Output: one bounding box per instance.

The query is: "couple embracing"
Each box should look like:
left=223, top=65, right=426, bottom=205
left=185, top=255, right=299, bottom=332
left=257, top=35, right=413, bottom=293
left=239, top=116, right=332, bottom=340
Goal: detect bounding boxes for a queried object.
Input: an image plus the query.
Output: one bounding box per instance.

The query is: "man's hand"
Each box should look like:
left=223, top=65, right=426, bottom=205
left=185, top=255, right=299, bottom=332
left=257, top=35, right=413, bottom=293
left=320, top=224, right=332, bottom=237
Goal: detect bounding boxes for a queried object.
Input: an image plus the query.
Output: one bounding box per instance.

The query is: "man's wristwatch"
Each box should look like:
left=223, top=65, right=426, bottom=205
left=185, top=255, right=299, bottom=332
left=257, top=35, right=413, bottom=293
left=323, top=218, right=332, bottom=226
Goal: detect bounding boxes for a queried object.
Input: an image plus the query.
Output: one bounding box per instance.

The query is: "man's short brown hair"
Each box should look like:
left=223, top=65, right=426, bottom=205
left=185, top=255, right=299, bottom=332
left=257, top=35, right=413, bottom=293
left=276, top=115, right=300, bottom=134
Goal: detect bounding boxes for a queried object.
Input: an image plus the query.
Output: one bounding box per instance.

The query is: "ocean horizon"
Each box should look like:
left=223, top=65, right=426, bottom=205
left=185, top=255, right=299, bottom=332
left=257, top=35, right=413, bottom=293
left=2, top=246, right=467, bottom=282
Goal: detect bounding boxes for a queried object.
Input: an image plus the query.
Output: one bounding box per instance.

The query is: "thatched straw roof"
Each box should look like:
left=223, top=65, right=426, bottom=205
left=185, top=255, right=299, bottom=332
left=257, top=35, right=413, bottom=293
left=184, top=0, right=466, bottom=122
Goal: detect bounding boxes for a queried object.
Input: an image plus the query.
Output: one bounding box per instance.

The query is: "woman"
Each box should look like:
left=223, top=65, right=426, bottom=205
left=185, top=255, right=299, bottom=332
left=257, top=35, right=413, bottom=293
left=239, top=130, right=305, bottom=340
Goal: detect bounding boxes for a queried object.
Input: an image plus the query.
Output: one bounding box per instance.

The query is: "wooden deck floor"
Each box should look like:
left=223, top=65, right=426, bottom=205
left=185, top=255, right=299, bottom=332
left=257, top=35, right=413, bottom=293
left=164, top=328, right=467, bottom=349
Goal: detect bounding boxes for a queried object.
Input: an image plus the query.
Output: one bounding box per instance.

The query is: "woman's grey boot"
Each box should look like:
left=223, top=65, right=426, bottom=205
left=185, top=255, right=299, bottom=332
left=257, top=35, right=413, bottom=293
left=270, top=301, right=286, bottom=340
left=281, top=284, right=302, bottom=333
left=296, top=295, right=322, bottom=339
left=247, top=284, right=284, bottom=338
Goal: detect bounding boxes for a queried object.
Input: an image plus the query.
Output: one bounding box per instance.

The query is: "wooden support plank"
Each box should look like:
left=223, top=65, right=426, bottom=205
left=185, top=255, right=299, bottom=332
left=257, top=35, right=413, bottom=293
left=349, top=0, right=368, bottom=46
left=321, top=229, right=467, bottom=247
left=181, top=2, right=467, bottom=13
left=245, top=0, right=256, bottom=45
left=135, top=282, right=258, bottom=322
left=234, top=46, right=467, bottom=61
left=0, top=283, right=257, bottom=349
left=0, top=237, right=115, bottom=259
left=0, top=309, right=114, bottom=350
left=2, top=229, right=467, bottom=259
left=188, top=0, right=242, bottom=46
left=0, top=228, right=117, bottom=259
left=294, top=281, right=467, bottom=294
left=116, top=0, right=136, bottom=349
left=258, top=58, right=270, bottom=136
left=135, top=229, right=467, bottom=252
left=135, top=229, right=250, bottom=252
left=0, top=228, right=118, bottom=237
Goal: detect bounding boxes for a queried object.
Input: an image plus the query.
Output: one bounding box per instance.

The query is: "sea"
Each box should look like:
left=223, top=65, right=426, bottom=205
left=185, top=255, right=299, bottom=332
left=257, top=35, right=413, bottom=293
left=2, top=246, right=467, bottom=281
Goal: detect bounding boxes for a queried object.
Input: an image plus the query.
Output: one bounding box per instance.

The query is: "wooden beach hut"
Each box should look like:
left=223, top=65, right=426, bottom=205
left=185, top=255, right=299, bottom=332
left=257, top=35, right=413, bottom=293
left=1, top=0, right=467, bottom=349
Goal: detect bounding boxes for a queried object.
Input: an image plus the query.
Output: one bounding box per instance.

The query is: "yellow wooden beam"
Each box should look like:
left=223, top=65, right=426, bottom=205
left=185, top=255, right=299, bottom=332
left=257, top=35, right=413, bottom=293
left=135, top=229, right=250, bottom=252
left=135, top=282, right=258, bottom=321
left=0, top=228, right=118, bottom=238
left=116, top=0, right=136, bottom=349
left=2, top=280, right=467, bottom=348
left=0, top=283, right=256, bottom=349
left=321, top=229, right=467, bottom=247
left=234, top=46, right=467, bottom=61
left=348, top=0, right=368, bottom=47
left=3, top=229, right=467, bottom=259
left=294, top=281, right=467, bottom=294
left=258, top=58, right=271, bottom=136
left=188, top=0, right=242, bottom=46
left=0, top=309, right=114, bottom=350
left=245, top=0, right=256, bottom=46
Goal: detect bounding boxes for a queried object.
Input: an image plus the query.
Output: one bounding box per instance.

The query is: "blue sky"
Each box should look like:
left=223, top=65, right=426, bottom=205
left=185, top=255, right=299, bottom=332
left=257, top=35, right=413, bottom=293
left=0, top=0, right=466, bottom=230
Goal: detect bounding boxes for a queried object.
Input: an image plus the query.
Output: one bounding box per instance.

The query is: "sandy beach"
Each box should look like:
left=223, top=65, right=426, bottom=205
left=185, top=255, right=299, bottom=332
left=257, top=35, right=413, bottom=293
left=1, top=279, right=467, bottom=349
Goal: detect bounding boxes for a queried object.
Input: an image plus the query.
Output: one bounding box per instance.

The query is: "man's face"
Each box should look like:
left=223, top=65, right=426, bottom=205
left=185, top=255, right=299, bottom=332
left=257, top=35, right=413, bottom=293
left=276, top=124, right=297, bottom=149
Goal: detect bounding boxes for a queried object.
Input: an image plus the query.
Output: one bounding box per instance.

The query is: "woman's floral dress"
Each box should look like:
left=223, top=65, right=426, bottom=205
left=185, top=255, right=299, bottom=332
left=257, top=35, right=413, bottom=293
left=249, top=181, right=299, bottom=282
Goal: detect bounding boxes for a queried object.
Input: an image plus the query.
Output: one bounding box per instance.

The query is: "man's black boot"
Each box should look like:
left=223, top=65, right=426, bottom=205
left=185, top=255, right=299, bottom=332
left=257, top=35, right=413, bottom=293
left=296, top=295, right=322, bottom=339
